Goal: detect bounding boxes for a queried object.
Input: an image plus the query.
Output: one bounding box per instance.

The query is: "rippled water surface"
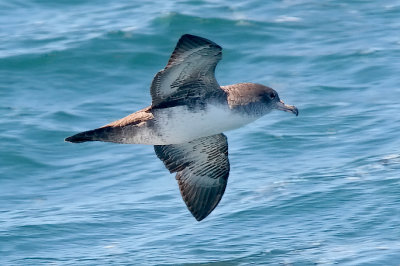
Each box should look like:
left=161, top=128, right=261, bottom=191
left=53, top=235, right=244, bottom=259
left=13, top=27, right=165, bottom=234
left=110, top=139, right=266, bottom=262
left=1, top=0, right=400, bottom=264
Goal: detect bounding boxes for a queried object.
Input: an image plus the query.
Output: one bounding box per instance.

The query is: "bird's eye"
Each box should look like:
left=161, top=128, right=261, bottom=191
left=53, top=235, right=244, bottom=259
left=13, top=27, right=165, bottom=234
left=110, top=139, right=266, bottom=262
left=269, top=92, right=276, bottom=99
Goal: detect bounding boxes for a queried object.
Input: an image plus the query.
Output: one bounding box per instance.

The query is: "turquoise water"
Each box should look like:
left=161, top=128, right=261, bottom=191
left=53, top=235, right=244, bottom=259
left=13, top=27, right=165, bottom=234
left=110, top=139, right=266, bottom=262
left=1, top=0, right=400, bottom=264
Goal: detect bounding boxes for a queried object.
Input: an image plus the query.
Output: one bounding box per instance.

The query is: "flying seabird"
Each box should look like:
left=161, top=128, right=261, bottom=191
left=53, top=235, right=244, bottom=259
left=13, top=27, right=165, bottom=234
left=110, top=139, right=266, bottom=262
left=66, top=34, right=298, bottom=221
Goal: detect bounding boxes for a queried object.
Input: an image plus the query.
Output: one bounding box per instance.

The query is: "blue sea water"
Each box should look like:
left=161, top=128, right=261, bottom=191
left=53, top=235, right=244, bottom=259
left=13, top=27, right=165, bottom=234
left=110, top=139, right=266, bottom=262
left=1, top=0, right=400, bottom=264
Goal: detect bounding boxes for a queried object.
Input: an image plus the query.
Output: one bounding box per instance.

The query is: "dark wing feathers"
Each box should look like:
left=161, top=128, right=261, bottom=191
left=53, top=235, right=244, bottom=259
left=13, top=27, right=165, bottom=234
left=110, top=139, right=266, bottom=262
left=154, top=134, right=229, bottom=221
left=166, top=34, right=222, bottom=68
left=150, top=34, right=223, bottom=107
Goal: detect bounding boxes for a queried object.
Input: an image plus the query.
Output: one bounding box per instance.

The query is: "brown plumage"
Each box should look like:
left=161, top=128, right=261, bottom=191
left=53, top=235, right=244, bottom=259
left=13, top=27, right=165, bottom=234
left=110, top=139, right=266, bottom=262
left=221, top=83, right=276, bottom=108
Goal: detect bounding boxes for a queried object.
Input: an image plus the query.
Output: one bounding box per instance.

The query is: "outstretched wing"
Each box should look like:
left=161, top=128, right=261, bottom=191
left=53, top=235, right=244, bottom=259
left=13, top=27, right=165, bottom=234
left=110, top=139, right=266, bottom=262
left=154, top=134, right=230, bottom=221
left=150, top=34, right=224, bottom=108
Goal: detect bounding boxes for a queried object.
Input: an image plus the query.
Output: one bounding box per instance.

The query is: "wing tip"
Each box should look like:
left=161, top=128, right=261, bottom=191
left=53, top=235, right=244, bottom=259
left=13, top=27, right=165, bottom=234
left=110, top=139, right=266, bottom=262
left=187, top=202, right=211, bottom=221
left=194, top=213, right=207, bottom=221
left=179, top=33, right=222, bottom=50
left=189, top=203, right=218, bottom=222
left=182, top=185, right=226, bottom=222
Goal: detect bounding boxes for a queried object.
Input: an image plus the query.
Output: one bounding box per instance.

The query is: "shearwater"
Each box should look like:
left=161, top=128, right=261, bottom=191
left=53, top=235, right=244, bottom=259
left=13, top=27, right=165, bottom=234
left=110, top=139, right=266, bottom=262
left=66, top=34, right=298, bottom=221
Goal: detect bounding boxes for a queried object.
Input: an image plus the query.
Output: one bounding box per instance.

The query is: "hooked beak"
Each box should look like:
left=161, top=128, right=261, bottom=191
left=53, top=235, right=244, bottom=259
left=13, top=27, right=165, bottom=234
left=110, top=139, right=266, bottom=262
left=276, top=100, right=298, bottom=116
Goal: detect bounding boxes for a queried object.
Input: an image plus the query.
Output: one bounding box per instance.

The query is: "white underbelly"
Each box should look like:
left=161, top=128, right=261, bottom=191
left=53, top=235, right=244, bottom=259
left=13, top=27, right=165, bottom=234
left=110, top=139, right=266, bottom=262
left=153, top=104, right=258, bottom=144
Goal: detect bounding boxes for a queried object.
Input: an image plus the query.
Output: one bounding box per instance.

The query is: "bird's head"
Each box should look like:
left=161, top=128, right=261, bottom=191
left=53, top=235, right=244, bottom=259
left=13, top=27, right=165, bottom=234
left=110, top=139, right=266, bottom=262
left=260, top=86, right=298, bottom=116
left=222, top=83, right=298, bottom=116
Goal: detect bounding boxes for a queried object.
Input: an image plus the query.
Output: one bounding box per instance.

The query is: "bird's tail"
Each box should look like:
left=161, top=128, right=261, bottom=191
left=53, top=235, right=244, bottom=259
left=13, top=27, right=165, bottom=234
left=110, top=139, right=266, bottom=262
left=65, top=126, right=121, bottom=143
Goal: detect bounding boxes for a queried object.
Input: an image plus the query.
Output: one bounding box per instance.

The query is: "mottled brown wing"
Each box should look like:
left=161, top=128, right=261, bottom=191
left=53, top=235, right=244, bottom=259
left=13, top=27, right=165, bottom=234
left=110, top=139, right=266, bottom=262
left=150, top=34, right=223, bottom=107
left=154, top=134, right=230, bottom=221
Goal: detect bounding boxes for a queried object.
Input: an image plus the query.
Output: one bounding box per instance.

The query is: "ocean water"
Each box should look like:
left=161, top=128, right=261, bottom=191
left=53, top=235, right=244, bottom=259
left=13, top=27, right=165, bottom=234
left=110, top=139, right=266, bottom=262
left=1, top=0, right=400, bottom=264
